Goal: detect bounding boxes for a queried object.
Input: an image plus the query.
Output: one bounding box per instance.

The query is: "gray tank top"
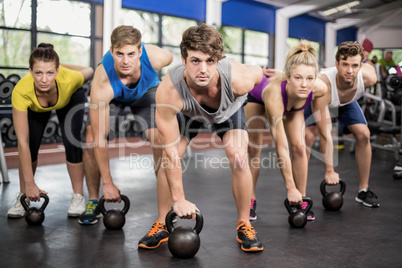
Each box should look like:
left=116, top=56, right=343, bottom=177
left=168, top=58, right=247, bottom=124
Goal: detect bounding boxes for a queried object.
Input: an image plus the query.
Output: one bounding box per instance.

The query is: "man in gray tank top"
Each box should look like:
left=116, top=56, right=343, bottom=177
left=139, top=23, right=264, bottom=252
left=304, top=41, right=379, bottom=208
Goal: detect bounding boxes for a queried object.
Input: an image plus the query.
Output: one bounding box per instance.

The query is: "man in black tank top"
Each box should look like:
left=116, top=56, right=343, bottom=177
left=139, top=23, right=264, bottom=252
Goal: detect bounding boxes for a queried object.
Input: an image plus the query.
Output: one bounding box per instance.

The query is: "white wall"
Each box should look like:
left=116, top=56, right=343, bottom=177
left=368, top=28, right=402, bottom=49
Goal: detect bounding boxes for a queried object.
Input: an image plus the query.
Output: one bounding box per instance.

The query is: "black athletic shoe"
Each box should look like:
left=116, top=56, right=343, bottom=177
left=249, top=199, right=257, bottom=221
left=236, top=220, right=263, bottom=252
left=355, top=189, right=380, bottom=208
left=78, top=201, right=102, bottom=225
left=138, top=221, right=169, bottom=249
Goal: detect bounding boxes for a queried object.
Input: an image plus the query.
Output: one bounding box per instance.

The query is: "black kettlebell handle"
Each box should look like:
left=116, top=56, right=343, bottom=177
left=99, top=195, right=130, bottom=216
left=165, top=209, right=204, bottom=235
left=284, top=197, right=313, bottom=214
left=20, top=193, right=49, bottom=212
left=320, top=180, right=346, bottom=197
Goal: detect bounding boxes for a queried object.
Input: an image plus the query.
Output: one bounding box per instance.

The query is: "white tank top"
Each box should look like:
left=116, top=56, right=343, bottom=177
left=320, top=67, right=365, bottom=108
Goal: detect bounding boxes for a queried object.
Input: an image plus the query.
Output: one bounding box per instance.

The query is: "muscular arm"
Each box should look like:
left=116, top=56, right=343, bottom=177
left=312, top=78, right=328, bottom=100
left=88, top=65, right=118, bottom=200
left=262, top=67, right=282, bottom=78
left=231, top=60, right=263, bottom=97
left=155, top=74, right=183, bottom=201
left=155, top=73, right=199, bottom=218
left=262, top=83, right=301, bottom=202
left=144, top=44, right=173, bottom=72
left=313, top=76, right=339, bottom=184
left=60, top=63, right=94, bottom=83
left=361, top=63, right=378, bottom=88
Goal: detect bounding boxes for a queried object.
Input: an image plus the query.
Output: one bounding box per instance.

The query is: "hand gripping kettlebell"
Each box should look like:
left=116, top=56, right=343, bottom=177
left=99, top=195, right=130, bottom=230
left=284, top=197, right=313, bottom=228
left=165, top=209, right=204, bottom=259
left=320, top=180, right=346, bottom=211
left=20, top=193, right=49, bottom=226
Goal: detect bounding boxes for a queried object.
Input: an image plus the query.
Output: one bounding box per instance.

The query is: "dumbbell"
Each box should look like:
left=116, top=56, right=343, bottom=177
left=7, top=74, right=21, bottom=85
left=0, top=80, right=14, bottom=104
left=0, top=116, right=12, bottom=134
left=118, top=114, right=134, bottom=136
left=6, top=124, right=17, bottom=142
left=81, top=83, right=91, bottom=97
left=49, top=114, right=61, bottom=139
left=43, top=120, right=58, bottom=139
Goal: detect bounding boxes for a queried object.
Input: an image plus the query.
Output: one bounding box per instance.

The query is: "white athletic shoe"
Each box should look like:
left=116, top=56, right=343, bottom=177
left=68, top=193, right=86, bottom=217
left=7, top=192, right=27, bottom=218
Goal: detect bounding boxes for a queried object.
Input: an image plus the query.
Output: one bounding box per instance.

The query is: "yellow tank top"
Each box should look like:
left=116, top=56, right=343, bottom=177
left=12, top=65, right=84, bottom=112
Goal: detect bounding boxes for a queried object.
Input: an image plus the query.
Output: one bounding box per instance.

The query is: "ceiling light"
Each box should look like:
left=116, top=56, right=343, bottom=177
left=320, top=1, right=361, bottom=16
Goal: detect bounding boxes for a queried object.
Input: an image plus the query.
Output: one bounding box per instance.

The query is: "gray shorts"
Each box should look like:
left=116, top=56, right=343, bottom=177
left=87, top=86, right=157, bottom=141
left=178, top=104, right=247, bottom=141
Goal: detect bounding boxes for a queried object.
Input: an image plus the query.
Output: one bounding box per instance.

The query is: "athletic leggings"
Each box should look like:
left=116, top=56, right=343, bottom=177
left=28, top=87, right=85, bottom=163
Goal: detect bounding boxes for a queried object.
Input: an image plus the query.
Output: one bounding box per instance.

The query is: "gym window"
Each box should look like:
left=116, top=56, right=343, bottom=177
left=220, top=26, right=270, bottom=67
left=0, top=0, right=92, bottom=77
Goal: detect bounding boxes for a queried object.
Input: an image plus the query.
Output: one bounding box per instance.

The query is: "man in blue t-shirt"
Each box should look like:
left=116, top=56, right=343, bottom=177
left=79, top=25, right=172, bottom=228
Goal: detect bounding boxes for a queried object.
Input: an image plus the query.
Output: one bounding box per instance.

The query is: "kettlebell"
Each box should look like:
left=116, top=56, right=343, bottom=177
left=99, top=195, right=130, bottom=230
left=165, top=209, right=204, bottom=259
left=320, top=180, right=346, bottom=211
left=284, top=197, right=313, bottom=228
left=20, top=193, right=49, bottom=226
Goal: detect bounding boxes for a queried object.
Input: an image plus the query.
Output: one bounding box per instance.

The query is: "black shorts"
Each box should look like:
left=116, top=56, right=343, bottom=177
left=247, top=93, right=264, bottom=106
left=28, top=87, right=86, bottom=163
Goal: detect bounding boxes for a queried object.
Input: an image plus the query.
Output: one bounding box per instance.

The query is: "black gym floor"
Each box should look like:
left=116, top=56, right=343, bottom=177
left=1, top=144, right=401, bottom=267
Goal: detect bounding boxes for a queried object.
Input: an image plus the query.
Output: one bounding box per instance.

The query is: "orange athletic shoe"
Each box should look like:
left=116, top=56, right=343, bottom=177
left=138, top=220, right=169, bottom=249
left=236, top=220, right=263, bottom=252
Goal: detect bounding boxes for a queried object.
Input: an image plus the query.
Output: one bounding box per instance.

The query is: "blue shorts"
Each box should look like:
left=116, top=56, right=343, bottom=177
left=178, top=105, right=247, bottom=141
left=304, top=101, right=367, bottom=134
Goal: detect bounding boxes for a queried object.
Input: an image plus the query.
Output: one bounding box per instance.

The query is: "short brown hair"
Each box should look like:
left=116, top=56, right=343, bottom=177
left=336, top=41, right=365, bottom=63
left=180, top=23, right=224, bottom=61
left=110, top=25, right=141, bottom=51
